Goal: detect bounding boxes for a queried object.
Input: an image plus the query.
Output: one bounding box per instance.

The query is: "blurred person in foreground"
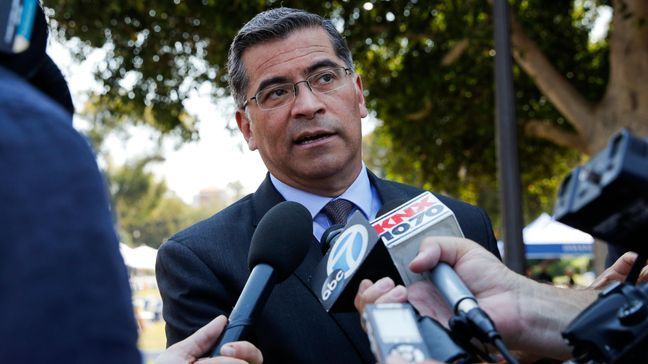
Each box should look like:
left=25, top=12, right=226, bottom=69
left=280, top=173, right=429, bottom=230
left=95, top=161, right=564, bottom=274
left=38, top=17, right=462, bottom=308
left=155, top=7, right=501, bottom=364
left=0, top=3, right=259, bottom=363
left=355, top=236, right=648, bottom=362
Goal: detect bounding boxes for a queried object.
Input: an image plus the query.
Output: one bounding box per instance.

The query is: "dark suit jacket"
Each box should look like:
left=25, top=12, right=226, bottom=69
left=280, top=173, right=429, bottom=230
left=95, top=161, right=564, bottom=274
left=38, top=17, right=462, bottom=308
left=156, top=171, right=500, bottom=363
left=0, top=66, right=140, bottom=363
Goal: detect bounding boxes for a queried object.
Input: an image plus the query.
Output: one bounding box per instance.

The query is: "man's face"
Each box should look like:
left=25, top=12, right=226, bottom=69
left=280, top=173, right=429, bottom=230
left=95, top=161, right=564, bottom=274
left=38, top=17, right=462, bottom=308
left=236, top=27, right=368, bottom=196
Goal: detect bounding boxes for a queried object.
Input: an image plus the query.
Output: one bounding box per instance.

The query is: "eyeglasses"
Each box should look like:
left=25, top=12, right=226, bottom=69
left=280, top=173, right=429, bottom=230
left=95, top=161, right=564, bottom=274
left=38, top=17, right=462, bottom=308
left=243, top=67, right=352, bottom=111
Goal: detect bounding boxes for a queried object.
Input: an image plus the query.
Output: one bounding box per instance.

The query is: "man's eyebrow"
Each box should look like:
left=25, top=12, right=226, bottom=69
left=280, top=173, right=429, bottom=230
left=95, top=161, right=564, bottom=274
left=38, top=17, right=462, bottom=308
left=254, top=60, right=344, bottom=94
left=256, top=76, right=291, bottom=94
left=304, top=59, right=344, bottom=75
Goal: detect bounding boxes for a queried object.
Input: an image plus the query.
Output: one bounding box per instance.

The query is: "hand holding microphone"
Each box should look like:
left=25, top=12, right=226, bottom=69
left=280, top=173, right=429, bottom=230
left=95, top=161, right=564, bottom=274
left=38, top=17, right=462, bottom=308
left=360, top=194, right=518, bottom=362
left=156, top=315, right=263, bottom=364
left=407, top=236, right=596, bottom=361
left=408, top=237, right=522, bottom=336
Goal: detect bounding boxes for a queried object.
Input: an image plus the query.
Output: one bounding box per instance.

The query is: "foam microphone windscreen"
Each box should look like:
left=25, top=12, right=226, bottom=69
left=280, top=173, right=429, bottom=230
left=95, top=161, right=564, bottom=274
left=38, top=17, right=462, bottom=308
left=247, top=201, right=312, bottom=282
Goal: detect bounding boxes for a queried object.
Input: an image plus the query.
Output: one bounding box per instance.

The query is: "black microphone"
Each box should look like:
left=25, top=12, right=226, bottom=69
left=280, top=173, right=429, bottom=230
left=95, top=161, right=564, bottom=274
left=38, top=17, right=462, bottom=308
left=310, top=211, right=402, bottom=312
left=320, top=223, right=345, bottom=255
left=211, top=201, right=312, bottom=356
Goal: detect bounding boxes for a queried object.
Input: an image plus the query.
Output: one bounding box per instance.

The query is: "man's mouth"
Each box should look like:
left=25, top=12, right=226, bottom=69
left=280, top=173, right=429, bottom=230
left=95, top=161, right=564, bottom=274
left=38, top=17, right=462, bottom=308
left=294, top=132, right=335, bottom=145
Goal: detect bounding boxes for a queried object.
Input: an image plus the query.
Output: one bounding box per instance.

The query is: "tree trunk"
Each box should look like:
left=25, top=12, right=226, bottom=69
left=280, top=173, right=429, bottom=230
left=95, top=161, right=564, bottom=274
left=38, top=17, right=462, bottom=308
left=594, top=0, right=648, bottom=152
left=512, top=0, right=648, bottom=155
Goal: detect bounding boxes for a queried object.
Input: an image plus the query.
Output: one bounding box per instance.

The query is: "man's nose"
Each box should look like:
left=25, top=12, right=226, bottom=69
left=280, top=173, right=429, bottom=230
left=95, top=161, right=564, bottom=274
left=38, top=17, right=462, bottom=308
left=291, top=81, right=324, bottom=119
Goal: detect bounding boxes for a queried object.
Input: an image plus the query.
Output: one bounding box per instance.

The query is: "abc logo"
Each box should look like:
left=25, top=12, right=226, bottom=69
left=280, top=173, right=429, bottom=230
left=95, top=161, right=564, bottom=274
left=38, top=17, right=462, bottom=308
left=321, top=269, right=345, bottom=301
left=326, top=224, right=369, bottom=278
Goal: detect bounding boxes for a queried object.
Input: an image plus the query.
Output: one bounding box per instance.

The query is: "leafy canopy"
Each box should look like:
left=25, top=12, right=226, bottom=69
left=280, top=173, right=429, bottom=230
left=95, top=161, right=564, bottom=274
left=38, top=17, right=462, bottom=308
left=48, top=0, right=609, bottom=227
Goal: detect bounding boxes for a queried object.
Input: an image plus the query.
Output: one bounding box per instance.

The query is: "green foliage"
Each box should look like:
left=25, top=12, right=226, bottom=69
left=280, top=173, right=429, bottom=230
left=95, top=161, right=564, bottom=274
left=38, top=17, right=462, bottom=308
left=351, top=0, right=601, bottom=227
left=107, top=156, right=212, bottom=248
left=48, top=0, right=611, bottom=229
left=527, top=256, right=592, bottom=285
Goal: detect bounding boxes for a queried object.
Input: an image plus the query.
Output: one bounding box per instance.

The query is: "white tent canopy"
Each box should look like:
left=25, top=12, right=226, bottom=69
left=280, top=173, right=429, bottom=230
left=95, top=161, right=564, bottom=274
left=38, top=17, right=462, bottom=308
left=523, top=213, right=594, bottom=259
left=120, top=243, right=157, bottom=271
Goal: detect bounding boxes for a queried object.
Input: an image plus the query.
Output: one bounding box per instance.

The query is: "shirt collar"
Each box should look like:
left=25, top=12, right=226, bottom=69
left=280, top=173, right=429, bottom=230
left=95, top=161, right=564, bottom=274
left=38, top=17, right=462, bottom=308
left=269, top=162, right=373, bottom=220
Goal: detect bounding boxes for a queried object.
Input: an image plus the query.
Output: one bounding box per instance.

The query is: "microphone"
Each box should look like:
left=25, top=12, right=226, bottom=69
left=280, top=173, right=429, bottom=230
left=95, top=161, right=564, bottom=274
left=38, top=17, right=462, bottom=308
left=320, top=223, right=345, bottom=255
left=211, top=201, right=312, bottom=356
left=373, top=192, right=516, bottom=362
left=373, top=193, right=485, bottom=311
left=372, top=193, right=464, bottom=286
left=310, top=195, right=464, bottom=312
left=310, top=212, right=402, bottom=312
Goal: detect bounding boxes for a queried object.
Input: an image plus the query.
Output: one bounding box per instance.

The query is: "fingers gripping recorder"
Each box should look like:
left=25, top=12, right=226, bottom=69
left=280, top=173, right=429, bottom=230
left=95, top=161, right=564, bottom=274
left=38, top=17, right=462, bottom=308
left=373, top=192, right=517, bottom=364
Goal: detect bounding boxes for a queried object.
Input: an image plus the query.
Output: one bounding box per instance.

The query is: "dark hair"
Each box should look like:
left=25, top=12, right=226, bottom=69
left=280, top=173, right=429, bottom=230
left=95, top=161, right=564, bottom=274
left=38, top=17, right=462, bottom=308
left=227, top=8, right=353, bottom=109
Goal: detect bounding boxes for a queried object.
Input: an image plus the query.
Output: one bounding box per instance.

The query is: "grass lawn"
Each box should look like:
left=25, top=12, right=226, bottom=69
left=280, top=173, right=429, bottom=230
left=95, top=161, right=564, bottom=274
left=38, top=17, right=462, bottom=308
left=132, top=285, right=167, bottom=356
left=134, top=287, right=162, bottom=299
left=139, top=320, right=166, bottom=350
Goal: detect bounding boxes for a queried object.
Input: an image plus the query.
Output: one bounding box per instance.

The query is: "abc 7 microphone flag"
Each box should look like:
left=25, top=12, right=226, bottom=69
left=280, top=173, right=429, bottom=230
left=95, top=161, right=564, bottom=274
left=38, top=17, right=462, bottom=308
left=310, top=212, right=384, bottom=312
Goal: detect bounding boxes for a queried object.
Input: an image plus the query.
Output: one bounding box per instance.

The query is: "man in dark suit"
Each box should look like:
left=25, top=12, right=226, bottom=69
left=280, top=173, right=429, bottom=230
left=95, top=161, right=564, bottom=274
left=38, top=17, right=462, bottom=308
left=156, top=7, right=500, bottom=364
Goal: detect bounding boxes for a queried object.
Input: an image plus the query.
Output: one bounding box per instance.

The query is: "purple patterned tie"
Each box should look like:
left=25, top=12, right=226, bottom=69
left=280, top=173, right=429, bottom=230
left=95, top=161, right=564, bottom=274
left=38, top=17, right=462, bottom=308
left=322, top=199, right=354, bottom=225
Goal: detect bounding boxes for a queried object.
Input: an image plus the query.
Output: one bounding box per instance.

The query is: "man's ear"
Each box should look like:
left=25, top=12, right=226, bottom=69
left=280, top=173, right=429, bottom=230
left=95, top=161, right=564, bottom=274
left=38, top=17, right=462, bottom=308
left=236, top=109, right=257, bottom=151
left=354, top=74, right=368, bottom=118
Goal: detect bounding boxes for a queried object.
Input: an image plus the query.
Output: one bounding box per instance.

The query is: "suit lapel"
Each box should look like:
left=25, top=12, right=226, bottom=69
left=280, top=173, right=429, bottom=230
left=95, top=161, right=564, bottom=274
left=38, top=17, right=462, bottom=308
left=292, top=236, right=323, bottom=292
left=367, top=170, right=412, bottom=204
left=250, top=174, right=285, bottom=227
left=250, top=174, right=322, bottom=294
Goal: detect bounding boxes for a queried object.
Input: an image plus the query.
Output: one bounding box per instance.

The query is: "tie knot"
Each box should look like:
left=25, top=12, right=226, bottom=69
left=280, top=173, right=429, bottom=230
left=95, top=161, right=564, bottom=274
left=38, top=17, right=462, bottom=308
left=322, top=199, right=354, bottom=225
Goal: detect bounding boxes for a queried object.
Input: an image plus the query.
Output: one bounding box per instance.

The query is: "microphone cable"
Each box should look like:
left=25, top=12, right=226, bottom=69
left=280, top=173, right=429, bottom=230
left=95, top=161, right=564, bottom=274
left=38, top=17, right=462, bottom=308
left=451, top=307, right=519, bottom=364
left=494, top=337, right=518, bottom=364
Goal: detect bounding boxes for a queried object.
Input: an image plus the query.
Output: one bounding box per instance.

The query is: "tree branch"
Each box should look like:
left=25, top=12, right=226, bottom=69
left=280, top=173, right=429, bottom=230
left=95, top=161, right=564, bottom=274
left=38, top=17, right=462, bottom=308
left=405, top=100, right=433, bottom=121
left=509, top=14, right=595, bottom=138
left=525, top=119, right=588, bottom=153
left=441, top=38, right=470, bottom=66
